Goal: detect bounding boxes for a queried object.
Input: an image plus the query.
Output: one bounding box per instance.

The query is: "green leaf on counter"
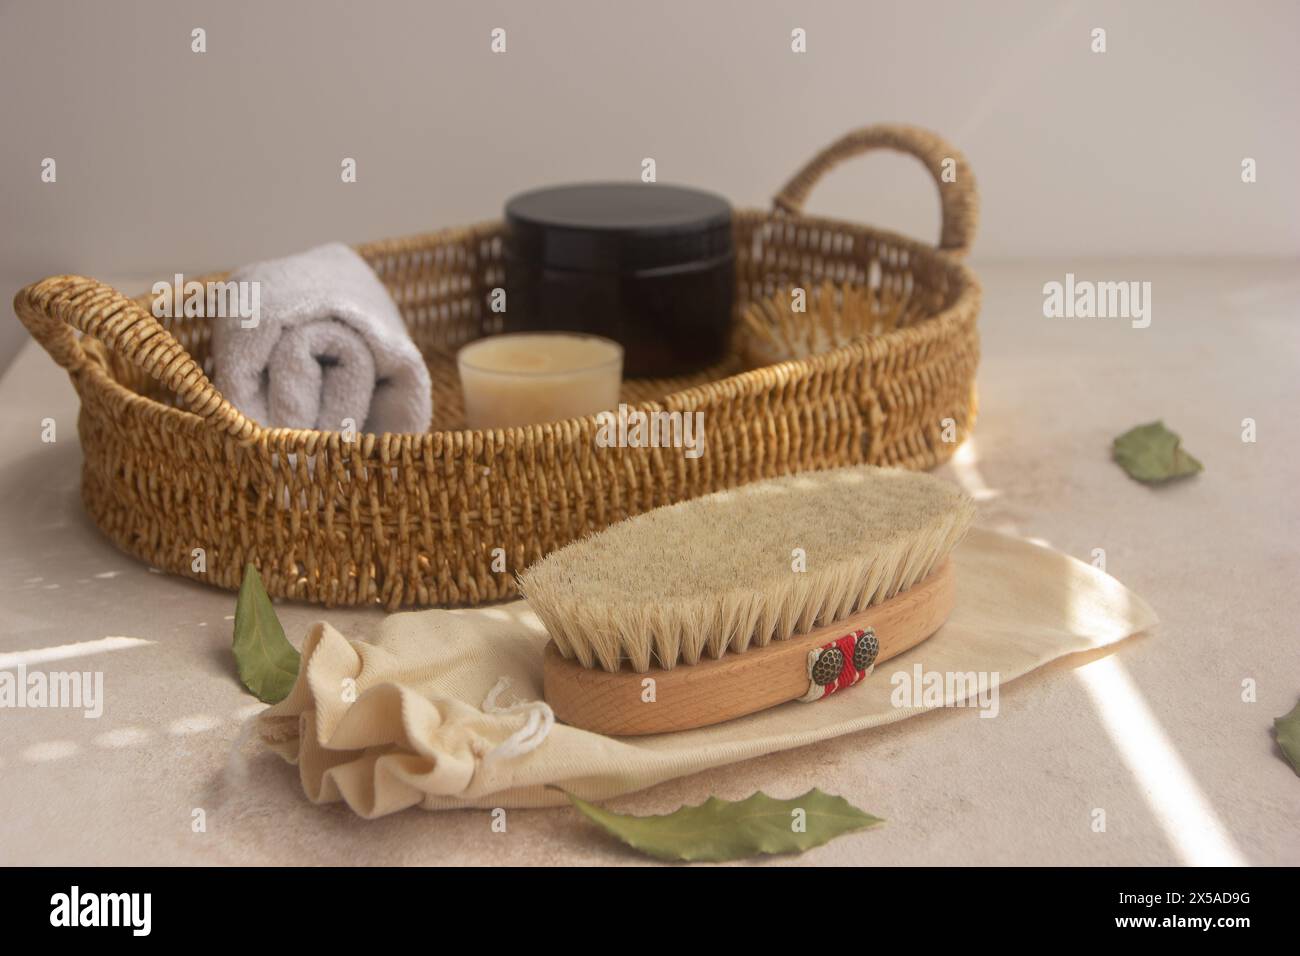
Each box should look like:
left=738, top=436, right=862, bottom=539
left=232, top=563, right=300, bottom=704
left=1275, top=700, right=1300, bottom=776
left=1112, top=421, right=1203, bottom=484
left=567, top=789, right=883, bottom=862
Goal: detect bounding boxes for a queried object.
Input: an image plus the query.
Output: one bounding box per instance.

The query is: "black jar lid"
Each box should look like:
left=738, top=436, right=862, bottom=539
left=505, top=182, right=733, bottom=274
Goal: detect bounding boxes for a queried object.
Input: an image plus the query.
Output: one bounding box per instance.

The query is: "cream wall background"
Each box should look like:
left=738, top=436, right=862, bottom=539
left=1, top=0, right=1297, bottom=371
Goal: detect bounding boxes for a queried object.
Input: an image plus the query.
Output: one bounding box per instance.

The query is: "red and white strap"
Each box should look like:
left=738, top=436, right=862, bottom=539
left=798, top=628, right=879, bottom=703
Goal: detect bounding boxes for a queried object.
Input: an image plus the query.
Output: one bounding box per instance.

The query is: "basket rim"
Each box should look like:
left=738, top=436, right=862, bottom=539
left=18, top=210, right=981, bottom=453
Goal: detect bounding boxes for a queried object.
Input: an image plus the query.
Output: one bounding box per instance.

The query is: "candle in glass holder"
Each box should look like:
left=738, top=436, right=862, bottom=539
left=457, top=332, right=623, bottom=429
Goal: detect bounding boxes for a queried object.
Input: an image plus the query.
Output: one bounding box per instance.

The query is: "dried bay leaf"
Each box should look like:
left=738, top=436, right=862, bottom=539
left=1275, top=700, right=1300, bottom=776
left=232, top=564, right=300, bottom=704
left=1113, top=421, right=1203, bottom=484
left=568, top=789, right=883, bottom=862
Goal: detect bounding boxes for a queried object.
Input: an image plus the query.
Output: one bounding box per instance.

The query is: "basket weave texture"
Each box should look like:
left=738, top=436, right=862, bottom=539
left=15, top=125, right=981, bottom=609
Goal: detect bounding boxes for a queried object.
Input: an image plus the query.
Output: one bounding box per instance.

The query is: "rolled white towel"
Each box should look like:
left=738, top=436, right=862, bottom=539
left=211, top=242, right=432, bottom=434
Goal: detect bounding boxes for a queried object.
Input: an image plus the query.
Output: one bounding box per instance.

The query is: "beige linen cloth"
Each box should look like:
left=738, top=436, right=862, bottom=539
left=258, top=529, right=1157, bottom=817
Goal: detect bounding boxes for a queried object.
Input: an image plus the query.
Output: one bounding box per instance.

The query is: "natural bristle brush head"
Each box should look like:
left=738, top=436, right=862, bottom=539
left=519, top=466, right=975, bottom=674
left=738, top=280, right=930, bottom=369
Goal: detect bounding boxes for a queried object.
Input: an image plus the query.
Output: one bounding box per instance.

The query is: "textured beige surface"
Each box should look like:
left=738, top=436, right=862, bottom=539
left=2, top=261, right=1298, bottom=865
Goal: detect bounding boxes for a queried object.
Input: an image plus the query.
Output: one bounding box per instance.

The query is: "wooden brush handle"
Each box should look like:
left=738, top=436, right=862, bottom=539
left=543, top=560, right=955, bottom=736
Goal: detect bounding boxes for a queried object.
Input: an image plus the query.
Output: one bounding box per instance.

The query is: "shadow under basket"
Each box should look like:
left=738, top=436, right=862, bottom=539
left=14, top=124, right=982, bottom=609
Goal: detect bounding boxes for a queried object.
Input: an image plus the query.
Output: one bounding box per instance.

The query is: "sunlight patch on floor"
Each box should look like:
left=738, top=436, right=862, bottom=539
left=21, top=740, right=80, bottom=763
left=94, top=727, right=152, bottom=749
left=1075, top=654, right=1246, bottom=866
left=0, top=636, right=153, bottom=669
left=169, top=714, right=220, bottom=735
left=949, top=437, right=1000, bottom=502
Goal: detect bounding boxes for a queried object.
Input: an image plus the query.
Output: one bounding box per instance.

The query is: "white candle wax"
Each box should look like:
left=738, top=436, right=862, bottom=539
left=457, top=333, right=624, bottom=429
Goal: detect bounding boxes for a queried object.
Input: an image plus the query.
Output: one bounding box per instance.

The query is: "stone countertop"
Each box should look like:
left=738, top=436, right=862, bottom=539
left=2, top=260, right=1297, bottom=865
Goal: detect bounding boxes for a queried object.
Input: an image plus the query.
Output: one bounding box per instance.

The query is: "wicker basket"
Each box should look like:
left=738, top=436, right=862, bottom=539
left=14, top=125, right=981, bottom=609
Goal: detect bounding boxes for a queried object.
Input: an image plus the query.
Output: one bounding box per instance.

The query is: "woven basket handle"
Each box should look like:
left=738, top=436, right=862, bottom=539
left=14, top=275, right=261, bottom=440
left=773, top=124, right=979, bottom=258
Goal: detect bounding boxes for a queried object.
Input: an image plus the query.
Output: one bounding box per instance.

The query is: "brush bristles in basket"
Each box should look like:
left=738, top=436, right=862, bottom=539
left=739, top=280, right=926, bottom=368
left=518, top=466, right=975, bottom=673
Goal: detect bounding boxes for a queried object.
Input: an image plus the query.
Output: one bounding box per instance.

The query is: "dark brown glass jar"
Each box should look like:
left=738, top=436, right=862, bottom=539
left=503, top=182, right=734, bottom=378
